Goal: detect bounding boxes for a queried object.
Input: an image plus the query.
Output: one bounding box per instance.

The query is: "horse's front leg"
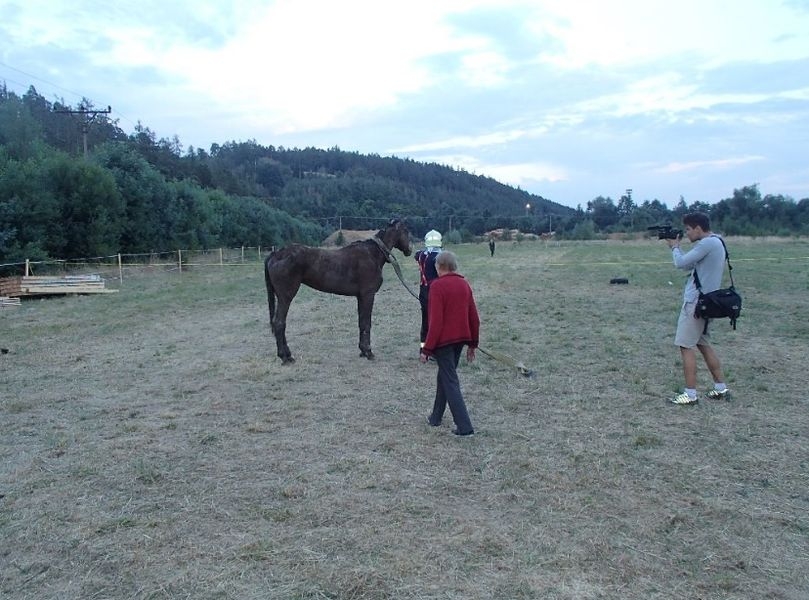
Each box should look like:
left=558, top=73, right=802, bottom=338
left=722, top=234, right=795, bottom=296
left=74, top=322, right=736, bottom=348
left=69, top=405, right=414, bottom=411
left=357, top=293, right=375, bottom=359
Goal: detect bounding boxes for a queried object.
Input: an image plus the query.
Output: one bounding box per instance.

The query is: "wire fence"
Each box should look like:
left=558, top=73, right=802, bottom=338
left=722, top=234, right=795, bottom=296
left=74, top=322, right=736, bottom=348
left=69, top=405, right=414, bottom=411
left=0, top=246, right=273, bottom=284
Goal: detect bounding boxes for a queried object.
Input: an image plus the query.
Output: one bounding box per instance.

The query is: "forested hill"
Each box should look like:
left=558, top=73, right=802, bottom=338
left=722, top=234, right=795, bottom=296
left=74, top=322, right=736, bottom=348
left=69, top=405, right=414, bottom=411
left=2, top=83, right=808, bottom=268
left=0, top=84, right=571, bottom=251
left=185, top=142, right=576, bottom=233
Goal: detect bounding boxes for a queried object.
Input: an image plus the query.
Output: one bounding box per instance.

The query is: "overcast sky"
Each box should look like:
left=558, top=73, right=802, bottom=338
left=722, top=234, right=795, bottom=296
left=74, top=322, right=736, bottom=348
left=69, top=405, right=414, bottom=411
left=2, top=0, right=809, bottom=209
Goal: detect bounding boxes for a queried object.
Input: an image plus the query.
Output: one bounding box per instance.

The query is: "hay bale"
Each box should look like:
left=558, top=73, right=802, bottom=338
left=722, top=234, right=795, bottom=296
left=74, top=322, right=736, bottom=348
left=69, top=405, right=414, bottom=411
left=322, top=229, right=378, bottom=246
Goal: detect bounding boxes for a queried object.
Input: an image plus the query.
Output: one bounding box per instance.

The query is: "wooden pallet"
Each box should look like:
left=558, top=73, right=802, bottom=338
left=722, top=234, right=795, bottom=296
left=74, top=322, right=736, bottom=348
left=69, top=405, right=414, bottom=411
left=1, top=296, right=21, bottom=307
left=0, top=275, right=117, bottom=297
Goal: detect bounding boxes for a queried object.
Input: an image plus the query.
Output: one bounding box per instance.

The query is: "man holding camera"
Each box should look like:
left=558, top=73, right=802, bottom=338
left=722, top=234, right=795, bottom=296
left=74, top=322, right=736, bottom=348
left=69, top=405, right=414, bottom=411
left=665, top=212, right=730, bottom=405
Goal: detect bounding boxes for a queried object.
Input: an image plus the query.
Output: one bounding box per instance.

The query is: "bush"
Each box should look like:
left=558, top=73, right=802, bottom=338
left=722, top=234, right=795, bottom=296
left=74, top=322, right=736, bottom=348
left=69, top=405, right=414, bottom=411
left=444, top=230, right=462, bottom=245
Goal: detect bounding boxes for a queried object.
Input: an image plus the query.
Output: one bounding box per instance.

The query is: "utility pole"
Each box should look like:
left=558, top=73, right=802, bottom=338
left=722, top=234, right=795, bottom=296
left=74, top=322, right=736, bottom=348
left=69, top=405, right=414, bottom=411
left=626, top=188, right=634, bottom=230
left=54, top=105, right=112, bottom=157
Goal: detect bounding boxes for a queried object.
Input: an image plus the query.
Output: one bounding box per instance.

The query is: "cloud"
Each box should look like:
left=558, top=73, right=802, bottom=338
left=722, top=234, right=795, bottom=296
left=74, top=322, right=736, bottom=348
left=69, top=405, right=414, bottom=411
left=2, top=0, right=809, bottom=206
left=390, top=126, right=541, bottom=153
left=655, top=156, right=766, bottom=175
left=415, top=152, right=569, bottom=189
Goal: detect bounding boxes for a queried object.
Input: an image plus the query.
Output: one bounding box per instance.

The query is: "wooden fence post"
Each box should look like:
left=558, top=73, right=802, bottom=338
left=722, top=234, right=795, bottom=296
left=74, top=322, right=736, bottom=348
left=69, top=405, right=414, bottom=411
left=178, top=249, right=182, bottom=273
left=219, top=248, right=223, bottom=266
left=25, top=259, right=30, bottom=277
left=118, top=253, right=123, bottom=284
left=241, top=246, right=245, bottom=263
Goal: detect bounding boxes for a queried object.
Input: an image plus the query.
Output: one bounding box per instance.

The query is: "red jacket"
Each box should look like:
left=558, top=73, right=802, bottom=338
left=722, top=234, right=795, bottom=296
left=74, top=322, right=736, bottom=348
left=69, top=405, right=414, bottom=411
left=423, top=273, right=480, bottom=354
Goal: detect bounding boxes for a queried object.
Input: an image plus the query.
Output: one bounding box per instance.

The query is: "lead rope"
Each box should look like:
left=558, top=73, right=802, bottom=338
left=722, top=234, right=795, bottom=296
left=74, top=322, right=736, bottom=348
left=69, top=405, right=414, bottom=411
left=371, top=237, right=533, bottom=378
left=371, top=237, right=419, bottom=300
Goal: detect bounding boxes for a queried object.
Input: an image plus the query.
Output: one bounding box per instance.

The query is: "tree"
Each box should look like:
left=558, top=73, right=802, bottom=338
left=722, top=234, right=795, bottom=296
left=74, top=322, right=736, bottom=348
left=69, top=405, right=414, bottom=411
left=48, top=154, right=125, bottom=257
left=617, top=191, right=636, bottom=230
left=586, top=196, right=619, bottom=231
left=672, top=196, right=688, bottom=221
left=93, top=142, right=174, bottom=252
left=0, top=92, right=44, bottom=160
left=0, top=151, right=61, bottom=262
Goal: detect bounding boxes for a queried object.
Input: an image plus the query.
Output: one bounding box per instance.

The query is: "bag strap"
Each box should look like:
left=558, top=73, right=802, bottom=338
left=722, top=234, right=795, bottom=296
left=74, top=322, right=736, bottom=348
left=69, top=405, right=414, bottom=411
left=715, top=235, right=735, bottom=288
left=692, top=235, right=734, bottom=291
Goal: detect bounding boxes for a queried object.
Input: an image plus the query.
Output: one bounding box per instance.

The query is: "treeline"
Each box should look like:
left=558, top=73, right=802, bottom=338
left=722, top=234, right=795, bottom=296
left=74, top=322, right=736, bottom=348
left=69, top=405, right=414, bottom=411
left=0, top=86, right=322, bottom=266
left=580, top=189, right=809, bottom=238
left=2, top=83, right=808, bottom=269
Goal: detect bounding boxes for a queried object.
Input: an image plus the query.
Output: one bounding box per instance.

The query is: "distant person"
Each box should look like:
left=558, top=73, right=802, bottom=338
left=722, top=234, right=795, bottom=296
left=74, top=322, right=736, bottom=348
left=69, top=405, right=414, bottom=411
left=414, top=230, right=442, bottom=352
left=665, top=212, right=730, bottom=405
left=420, top=251, right=479, bottom=436
left=488, top=238, right=496, bottom=257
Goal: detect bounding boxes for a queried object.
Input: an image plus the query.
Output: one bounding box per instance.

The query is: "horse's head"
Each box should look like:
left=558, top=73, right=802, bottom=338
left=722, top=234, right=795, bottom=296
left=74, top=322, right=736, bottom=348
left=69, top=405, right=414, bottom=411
left=381, top=218, right=412, bottom=256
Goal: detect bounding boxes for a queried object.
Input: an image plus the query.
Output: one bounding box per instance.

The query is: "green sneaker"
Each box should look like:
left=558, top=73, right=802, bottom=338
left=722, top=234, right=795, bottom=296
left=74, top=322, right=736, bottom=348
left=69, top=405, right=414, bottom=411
left=706, top=388, right=731, bottom=400
left=670, top=392, right=698, bottom=405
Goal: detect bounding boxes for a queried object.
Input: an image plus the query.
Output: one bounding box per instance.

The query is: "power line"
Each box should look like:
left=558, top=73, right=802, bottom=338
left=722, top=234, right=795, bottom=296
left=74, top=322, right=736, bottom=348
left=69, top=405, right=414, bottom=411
left=0, top=60, right=141, bottom=131
left=0, top=61, right=88, bottom=102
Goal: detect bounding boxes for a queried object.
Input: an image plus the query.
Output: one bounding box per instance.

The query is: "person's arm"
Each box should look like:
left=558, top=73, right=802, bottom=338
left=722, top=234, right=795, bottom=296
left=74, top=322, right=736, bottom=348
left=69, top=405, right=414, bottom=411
left=468, top=293, right=480, bottom=349
left=670, top=237, right=711, bottom=270
left=466, top=288, right=480, bottom=362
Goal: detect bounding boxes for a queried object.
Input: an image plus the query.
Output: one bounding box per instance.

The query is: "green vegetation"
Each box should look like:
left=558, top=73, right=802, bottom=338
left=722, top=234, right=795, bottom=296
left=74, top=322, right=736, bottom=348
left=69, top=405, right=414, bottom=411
left=2, top=82, right=808, bottom=271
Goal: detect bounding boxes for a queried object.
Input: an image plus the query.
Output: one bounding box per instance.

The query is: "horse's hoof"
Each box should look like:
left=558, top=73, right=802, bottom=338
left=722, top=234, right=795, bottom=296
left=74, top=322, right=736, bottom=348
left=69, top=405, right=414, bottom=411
left=360, top=352, right=375, bottom=360
left=281, top=356, right=296, bottom=365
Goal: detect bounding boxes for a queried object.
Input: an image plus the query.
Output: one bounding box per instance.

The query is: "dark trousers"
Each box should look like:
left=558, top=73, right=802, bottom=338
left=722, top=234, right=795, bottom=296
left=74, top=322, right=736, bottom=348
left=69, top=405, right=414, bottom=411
left=419, top=286, right=430, bottom=344
left=429, top=343, right=474, bottom=434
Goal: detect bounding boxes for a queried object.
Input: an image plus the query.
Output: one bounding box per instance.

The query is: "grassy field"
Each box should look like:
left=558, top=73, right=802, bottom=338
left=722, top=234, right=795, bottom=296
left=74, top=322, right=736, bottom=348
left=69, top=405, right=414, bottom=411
left=1, top=237, right=808, bottom=599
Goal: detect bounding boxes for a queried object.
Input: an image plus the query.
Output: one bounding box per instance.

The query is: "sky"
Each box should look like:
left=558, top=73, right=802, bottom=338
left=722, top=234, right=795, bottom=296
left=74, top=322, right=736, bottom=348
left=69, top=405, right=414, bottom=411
left=2, top=0, right=809, bottom=209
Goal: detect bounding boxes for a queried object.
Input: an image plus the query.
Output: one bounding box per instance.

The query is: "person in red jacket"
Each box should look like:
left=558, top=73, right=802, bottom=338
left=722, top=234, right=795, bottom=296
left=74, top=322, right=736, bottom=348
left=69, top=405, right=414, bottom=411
left=419, top=250, right=480, bottom=436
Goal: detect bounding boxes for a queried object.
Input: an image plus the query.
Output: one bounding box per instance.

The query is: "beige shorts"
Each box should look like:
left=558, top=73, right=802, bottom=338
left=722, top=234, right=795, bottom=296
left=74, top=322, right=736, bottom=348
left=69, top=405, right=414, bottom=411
left=675, top=301, right=710, bottom=348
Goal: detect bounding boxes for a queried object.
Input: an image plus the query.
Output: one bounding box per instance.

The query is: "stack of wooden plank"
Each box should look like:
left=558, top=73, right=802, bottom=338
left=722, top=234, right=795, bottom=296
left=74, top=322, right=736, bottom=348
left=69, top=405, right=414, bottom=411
left=1, top=296, right=21, bottom=307
left=0, top=274, right=117, bottom=297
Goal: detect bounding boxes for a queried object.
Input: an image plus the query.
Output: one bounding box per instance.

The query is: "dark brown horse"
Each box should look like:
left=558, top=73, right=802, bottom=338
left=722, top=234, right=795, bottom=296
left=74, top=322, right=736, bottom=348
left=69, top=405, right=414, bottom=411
left=264, top=219, right=412, bottom=364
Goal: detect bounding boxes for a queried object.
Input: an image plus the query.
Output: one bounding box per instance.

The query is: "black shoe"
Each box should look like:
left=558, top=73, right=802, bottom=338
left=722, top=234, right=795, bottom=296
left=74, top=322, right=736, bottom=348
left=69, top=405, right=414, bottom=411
left=427, top=417, right=441, bottom=427
left=452, top=428, right=474, bottom=436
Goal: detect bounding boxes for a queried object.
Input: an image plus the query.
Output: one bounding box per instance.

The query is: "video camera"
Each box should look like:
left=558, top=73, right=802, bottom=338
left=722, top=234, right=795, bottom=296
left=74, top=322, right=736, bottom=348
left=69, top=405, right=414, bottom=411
left=647, top=225, right=683, bottom=240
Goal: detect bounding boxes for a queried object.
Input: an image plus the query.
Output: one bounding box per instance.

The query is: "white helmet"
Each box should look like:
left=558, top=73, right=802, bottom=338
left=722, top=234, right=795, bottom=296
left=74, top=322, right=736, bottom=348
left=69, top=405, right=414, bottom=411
left=424, top=230, right=442, bottom=248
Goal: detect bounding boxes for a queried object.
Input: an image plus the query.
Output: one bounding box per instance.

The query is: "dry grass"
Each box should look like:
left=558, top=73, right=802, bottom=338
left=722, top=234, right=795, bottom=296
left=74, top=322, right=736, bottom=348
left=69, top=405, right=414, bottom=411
left=1, top=238, right=808, bottom=599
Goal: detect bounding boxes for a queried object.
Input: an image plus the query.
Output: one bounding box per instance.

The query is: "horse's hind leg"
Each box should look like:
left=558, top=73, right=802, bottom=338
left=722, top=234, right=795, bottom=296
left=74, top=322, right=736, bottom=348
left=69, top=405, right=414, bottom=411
left=357, top=293, right=375, bottom=360
left=272, top=297, right=296, bottom=364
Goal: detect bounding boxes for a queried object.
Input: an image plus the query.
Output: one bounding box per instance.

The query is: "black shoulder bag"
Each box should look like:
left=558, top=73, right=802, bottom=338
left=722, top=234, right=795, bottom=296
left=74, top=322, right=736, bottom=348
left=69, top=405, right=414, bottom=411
left=692, top=236, right=742, bottom=330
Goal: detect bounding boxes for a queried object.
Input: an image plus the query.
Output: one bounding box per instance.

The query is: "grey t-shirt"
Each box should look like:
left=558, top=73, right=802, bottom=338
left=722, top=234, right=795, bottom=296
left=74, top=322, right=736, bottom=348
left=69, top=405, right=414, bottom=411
left=672, top=235, right=726, bottom=302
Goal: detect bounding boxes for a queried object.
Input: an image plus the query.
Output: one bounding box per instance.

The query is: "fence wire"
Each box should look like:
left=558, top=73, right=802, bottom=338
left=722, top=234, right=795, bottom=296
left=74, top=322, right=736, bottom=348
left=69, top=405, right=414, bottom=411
left=0, top=247, right=272, bottom=281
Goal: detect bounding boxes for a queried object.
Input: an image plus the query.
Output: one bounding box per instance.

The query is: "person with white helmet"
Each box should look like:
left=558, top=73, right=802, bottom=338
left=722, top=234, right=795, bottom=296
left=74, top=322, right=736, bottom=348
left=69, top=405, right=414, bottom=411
left=414, top=229, right=442, bottom=352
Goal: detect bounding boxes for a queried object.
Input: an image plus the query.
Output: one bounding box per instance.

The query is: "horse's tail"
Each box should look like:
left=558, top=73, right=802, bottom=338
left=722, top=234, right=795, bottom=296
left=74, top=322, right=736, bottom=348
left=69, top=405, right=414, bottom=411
left=264, top=254, right=276, bottom=334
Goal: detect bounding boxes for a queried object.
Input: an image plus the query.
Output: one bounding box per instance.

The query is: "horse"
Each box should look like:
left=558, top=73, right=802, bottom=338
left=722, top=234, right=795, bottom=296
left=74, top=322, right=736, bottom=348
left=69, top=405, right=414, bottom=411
left=264, top=218, right=412, bottom=364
